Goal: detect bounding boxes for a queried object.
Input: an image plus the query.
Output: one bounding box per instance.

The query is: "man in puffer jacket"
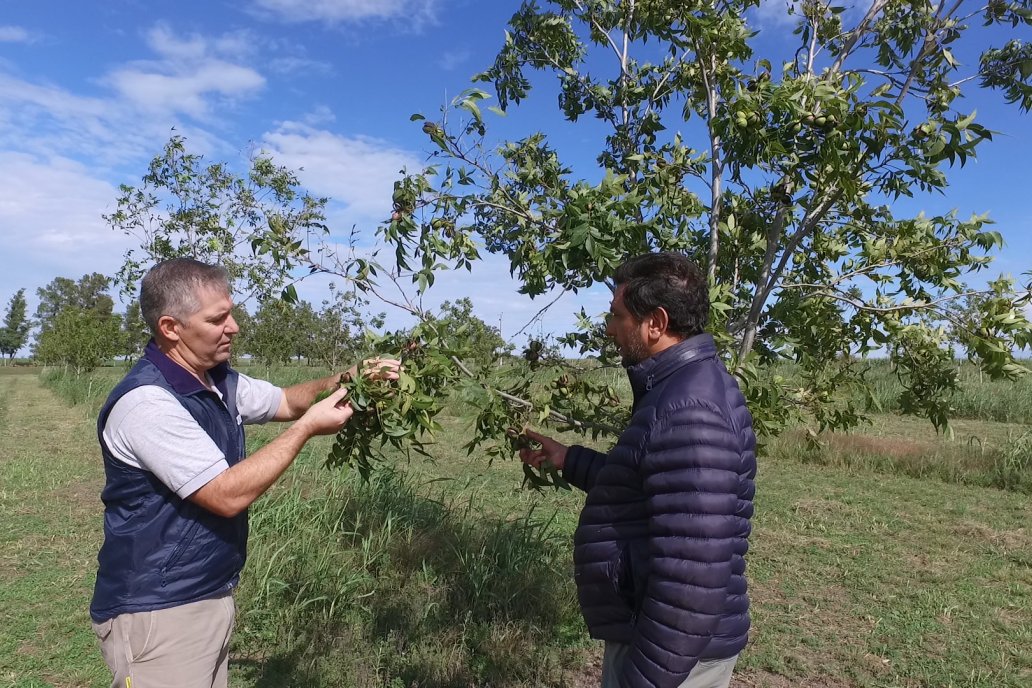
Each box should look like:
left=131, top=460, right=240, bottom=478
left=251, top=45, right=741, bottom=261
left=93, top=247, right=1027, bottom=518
left=520, top=252, right=757, bottom=688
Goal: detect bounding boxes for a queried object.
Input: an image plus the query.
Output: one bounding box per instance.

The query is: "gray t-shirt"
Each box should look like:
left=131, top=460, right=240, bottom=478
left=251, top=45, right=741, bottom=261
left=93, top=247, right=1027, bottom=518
left=101, top=373, right=283, bottom=499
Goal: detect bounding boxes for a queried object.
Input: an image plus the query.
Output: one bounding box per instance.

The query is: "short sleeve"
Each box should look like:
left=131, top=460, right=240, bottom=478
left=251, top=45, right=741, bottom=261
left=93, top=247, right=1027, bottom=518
left=235, top=373, right=283, bottom=424
left=101, top=386, right=229, bottom=498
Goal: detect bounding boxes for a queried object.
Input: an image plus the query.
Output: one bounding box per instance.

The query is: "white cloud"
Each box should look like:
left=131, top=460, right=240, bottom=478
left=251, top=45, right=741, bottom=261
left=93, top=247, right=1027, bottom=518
left=107, top=63, right=265, bottom=119
left=260, top=122, right=422, bottom=219
left=0, top=26, right=38, bottom=44
left=0, top=71, right=145, bottom=166
left=103, top=25, right=266, bottom=120
left=0, top=152, right=132, bottom=307
left=268, top=56, right=334, bottom=76
left=251, top=0, right=438, bottom=28
left=438, top=49, right=471, bottom=72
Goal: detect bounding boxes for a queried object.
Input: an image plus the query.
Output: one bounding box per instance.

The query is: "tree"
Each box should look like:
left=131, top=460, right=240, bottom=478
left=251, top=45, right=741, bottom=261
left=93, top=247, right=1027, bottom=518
left=424, top=298, right=513, bottom=368
left=33, top=274, right=120, bottom=372
left=307, top=284, right=377, bottom=371
left=377, top=0, right=1032, bottom=434
left=0, top=289, right=31, bottom=362
left=247, top=298, right=316, bottom=366
left=121, top=300, right=151, bottom=363
left=34, top=307, right=121, bottom=373
left=106, top=135, right=330, bottom=305
left=35, top=273, right=114, bottom=336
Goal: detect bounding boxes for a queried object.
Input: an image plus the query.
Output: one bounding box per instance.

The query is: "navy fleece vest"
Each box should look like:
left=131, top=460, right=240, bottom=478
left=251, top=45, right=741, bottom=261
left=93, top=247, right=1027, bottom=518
left=90, top=341, right=248, bottom=623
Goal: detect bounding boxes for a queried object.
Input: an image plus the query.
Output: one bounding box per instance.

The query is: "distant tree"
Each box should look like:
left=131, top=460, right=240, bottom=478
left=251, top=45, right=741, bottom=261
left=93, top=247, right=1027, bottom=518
left=426, top=298, right=513, bottom=368
left=248, top=298, right=316, bottom=366
left=121, top=300, right=151, bottom=362
left=0, top=289, right=31, bottom=362
left=307, top=285, right=368, bottom=371
left=107, top=135, right=329, bottom=305
left=35, top=273, right=114, bottom=336
left=34, top=307, right=121, bottom=373
left=229, top=305, right=255, bottom=364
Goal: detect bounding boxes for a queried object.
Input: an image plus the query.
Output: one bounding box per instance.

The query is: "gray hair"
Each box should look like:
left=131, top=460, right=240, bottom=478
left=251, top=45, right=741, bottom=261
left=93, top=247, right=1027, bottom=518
left=140, top=258, right=232, bottom=334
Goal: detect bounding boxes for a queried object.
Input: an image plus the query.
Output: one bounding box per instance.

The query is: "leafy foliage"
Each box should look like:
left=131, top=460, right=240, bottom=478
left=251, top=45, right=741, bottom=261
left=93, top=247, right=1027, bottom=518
left=120, top=300, right=150, bottom=363
left=423, top=297, right=513, bottom=368
left=307, top=284, right=383, bottom=371
left=34, top=307, right=121, bottom=373
left=34, top=273, right=113, bottom=336
left=32, top=274, right=120, bottom=372
left=376, top=0, right=1032, bottom=436
left=106, top=135, right=330, bottom=304
left=325, top=323, right=462, bottom=480
left=244, top=298, right=317, bottom=366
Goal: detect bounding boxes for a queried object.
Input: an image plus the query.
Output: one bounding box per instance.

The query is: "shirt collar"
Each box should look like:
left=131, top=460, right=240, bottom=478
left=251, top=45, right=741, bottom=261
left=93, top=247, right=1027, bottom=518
left=143, top=339, right=231, bottom=397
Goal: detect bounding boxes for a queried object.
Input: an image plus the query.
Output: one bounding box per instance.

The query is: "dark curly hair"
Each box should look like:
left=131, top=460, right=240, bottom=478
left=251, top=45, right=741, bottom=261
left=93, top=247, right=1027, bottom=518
left=612, top=252, right=708, bottom=338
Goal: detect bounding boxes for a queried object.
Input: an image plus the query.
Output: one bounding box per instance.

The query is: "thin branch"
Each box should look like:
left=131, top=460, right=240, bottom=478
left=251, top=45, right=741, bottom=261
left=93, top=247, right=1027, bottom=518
left=830, top=0, right=891, bottom=75
left=781, top=284, right=991, bottom=316
left=512, top=289, right=568, bottom=338
left=896, top=0, right=964, bottom=105
left=450, top=355, right=621, bottom=435
left=573, top=0, right=629, bottom=77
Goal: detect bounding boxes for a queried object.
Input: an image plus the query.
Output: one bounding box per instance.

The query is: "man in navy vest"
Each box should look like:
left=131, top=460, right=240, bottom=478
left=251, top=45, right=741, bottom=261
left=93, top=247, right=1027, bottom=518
left=520, top=253, right=757, bottom=688
left=90, top=258, right=399, bottom=688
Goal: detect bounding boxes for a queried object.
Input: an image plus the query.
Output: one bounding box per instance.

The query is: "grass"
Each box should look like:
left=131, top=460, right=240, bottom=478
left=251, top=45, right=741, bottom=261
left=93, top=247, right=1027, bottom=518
left=0, top=373, right=107, bottom=688
left=4, top=366, right=1030, bottom=686
left=766, top=413, right=1032, bottom=494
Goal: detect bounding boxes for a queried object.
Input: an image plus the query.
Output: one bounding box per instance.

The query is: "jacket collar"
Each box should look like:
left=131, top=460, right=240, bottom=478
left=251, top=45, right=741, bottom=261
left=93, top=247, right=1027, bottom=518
left=626, top=333, right=717, bottom=400
left=143, top=339, right=231, bottom=397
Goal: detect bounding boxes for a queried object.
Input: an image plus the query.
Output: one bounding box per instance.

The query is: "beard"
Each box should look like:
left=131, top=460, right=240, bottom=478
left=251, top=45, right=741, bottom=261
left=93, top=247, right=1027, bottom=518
left=619, top=333, right=650, bottom=368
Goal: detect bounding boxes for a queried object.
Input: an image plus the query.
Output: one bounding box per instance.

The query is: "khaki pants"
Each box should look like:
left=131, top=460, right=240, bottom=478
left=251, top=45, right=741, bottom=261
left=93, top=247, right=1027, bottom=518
left=92, top=593, right=235, bottom=688
left=601, top=642, right=739, bottom=688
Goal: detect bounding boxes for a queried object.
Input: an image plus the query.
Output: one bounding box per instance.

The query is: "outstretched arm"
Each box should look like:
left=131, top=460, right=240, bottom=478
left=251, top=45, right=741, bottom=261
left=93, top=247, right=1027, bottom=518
left=190, top=386, right=354, bottom=517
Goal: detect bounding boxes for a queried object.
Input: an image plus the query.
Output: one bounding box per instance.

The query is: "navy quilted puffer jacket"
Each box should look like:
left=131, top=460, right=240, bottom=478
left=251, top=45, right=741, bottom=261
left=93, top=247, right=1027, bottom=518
left=562, top=334, right=757, bottom=688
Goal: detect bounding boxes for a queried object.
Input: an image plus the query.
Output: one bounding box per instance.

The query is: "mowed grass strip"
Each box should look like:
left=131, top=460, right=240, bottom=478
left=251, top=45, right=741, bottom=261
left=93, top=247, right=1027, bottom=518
left=742, top=456, right=1031, bottom=687
left=0, top=373, right=107, bottom=688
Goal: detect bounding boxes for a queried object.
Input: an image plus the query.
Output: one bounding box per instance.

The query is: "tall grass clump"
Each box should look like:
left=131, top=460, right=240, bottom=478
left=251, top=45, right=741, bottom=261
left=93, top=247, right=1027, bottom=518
left=39, top=366, right=122, bottom=416
left=989, top=431, right=1032, bottom=494
left=859, top=359, right=1032, bottom=424
left=768, top=426, right=1032, bottom=494
left=234, top=459, right=588, bottom=688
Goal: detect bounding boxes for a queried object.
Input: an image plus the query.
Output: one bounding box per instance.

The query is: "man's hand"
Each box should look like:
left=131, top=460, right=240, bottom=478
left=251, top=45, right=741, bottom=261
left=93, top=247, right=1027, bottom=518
left=518, top=428, right=569, bottom=471
left=295, top=386, right=354, bottom=437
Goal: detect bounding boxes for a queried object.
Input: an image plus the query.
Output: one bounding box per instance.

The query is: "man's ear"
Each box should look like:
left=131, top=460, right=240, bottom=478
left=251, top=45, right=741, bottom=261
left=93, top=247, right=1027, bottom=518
left=156, top=314, right=180, bottom=343
left=647, top=307, right=670, bottom=341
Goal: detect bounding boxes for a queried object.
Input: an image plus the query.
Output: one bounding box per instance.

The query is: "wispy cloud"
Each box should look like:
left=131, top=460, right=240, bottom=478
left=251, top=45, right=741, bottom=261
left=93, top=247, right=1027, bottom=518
left=438, top=48, right=470, bottom=72
left=268, top=56, right=334, bottom=76
left=251, top=0, right=439, bottom=30
left=0, top=151, right=131, bottom=304
left=0, top=25, right=39, bottom=44
left=103, top=25, right=265, bottom=120
left=260, top=122, right=422, bottom=220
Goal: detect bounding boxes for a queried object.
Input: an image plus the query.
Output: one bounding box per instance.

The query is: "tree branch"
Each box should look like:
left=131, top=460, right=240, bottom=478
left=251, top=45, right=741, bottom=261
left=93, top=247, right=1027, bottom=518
left=450, top=355, right=621, bottom=434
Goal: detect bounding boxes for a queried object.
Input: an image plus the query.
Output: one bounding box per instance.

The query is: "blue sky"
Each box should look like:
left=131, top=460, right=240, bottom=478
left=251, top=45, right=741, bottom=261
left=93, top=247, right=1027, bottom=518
left=0, top=0, right=1029, bottom=351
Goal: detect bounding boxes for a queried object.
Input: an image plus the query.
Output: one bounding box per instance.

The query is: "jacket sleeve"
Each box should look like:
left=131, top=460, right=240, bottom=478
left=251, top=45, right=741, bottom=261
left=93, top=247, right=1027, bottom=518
left=621, top=400, right=743, bottom=688
left=561, top=445, right=608, bottom=493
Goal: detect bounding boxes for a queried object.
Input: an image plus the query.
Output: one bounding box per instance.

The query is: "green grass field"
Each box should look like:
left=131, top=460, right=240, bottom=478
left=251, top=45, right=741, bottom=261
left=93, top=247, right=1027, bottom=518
left=2, top=367, right=1029, bottom=687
